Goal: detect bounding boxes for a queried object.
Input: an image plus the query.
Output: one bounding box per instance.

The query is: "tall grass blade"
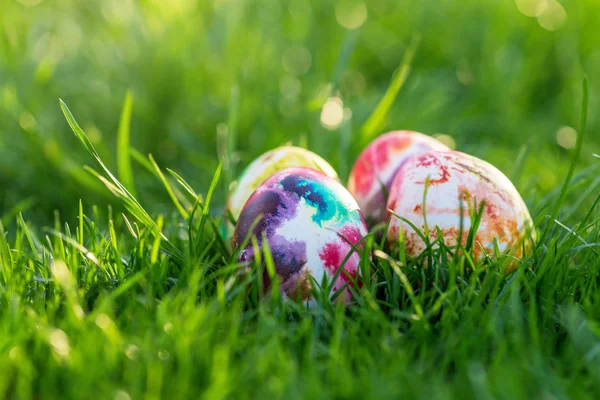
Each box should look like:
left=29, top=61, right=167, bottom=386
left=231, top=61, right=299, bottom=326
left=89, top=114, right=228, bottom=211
left=60, top=99, right=183, bottom=262
left=149, top=154, right=190, bottom=220
left=117, top=90, right=136, bottom=196
left=540, top=78, right=589, bottom=244
left=360, top=34, right=420, bottom=143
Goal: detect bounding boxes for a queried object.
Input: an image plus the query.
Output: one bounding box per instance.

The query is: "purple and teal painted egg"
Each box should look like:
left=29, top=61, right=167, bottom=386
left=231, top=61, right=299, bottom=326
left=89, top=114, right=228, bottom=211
left=232, top=167, right=368, bottom=304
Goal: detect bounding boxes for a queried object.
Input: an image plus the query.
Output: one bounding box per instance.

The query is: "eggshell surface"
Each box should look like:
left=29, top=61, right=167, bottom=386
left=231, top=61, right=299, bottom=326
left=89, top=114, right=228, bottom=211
left=233, top=167, right=368, bottom=304
left=228, top=146, right=338, bottom=221
left=386, top=151, right=534, bottom=268
left=348, top=131, right=449, bottom=225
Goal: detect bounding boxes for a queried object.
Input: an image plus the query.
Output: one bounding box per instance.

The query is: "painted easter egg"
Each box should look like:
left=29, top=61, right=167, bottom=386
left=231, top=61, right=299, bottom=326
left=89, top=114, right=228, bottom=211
left=228, top=146, right=338, bottom=221
left=386, top=151, right=535, bottom=269
left=347, top=131, right=450, bottom=226
left=232, top=167, right=368, bottom=304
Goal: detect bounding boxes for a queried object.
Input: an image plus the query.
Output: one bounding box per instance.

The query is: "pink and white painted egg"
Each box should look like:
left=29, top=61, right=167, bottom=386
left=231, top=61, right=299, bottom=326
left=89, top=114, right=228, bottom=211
left=386, top=150, right=535, bottom=270
left=347, top=131, right=449, bottom=226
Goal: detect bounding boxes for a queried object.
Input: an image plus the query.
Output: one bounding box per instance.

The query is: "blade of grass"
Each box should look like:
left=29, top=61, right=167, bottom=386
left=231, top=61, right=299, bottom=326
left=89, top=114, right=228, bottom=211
left=197, top=160, right=222, bottom=242
left=167, top=168, right=200, bottom=199
left=0, top=221, right=13, bottom=283
left=117, top=90, right=136, bottom=197
left=151, top=215, right=164, bottom=264
left=539, top=78, right=588, bottom=244
left=122, top=213, right=138, bottom=239
left=149, top=154, right=190, bottom=220
left=18, top=213, right=38, bottom=259
left=130, top=147, right=155, bottom=174
left=374, top=249, right=424, bottom=318
left=360, top=34, right=420, bottom=143
left=60, top=99, right=183, bottom=262
left=44, top=229, right=106, bottom=275
left=331, top=29, right=360, bottom=88
left=78, top=199, right=84, bottom=247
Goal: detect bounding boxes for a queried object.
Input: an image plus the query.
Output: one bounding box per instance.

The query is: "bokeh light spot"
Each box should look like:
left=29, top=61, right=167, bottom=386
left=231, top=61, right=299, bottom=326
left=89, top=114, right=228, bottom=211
left=556, top=126, right=577, bottom=149
left=86, top=126, right=103, bottom=145
left=19, top=112, right=36, bottom=132
left=515, top=0, right=548, bottom=17
left=125, top=344, right=140, bottom=360
left=335, top=0, right=368, bottom=30
left=102, top=0, right=134, bottom=24
left=9, top=347, right=20, bottom=360
left=456, top=61, right=475, bottom=85
left=114, top=391, right=132, bottom=400
left=282, top=47, right=312, bottom=76
left=280, top=76, right=302, bottom=99
left=95, top=313, right=113, bottom=330
left=320, top=97, right=344, bottom=130
left=433, top=134, right=457, bottom=150
left=49, top=329, right=71, bottom=360
left=537, top=0, right=567, bottom=31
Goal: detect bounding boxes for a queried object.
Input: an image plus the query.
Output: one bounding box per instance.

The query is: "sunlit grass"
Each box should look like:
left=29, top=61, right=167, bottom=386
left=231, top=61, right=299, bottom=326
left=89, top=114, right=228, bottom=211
left=1, top=0, right=600, bottom=398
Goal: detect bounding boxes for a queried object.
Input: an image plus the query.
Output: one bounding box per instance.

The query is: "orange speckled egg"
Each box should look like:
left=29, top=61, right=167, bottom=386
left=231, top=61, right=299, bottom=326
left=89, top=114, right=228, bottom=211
left=386, top=150, right=535, bottom=270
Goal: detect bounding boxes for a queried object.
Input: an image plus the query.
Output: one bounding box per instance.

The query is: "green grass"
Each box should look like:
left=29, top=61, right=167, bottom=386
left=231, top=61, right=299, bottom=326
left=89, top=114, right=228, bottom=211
left=1, top=0, right=600, bottom=398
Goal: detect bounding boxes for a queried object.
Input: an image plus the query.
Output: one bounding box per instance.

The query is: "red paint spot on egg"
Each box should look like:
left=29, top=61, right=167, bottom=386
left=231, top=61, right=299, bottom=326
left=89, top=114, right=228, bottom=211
left=427, top=165, right=450, bottom=185
left=319, top=241, right=361, bottom=293
left=415, top=154, right=440, bottom=167
left=349, top=134, right=411, bottom=196
left=485, top=202, right=497, bottom=218
left=320, top=242, right=341, bottom=271
left=339, top=225, right=363, bottom=247
left=349, top=159, right=375, bottom=197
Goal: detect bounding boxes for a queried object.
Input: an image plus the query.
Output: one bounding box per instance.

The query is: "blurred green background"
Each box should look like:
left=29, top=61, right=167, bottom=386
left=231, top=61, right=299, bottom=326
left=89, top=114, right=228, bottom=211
left=1, top=0, right=598, bottom=223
